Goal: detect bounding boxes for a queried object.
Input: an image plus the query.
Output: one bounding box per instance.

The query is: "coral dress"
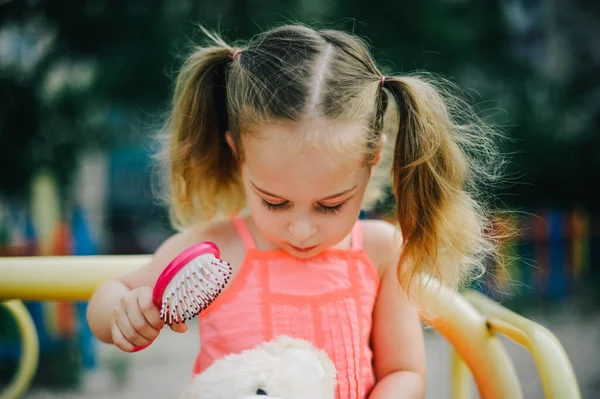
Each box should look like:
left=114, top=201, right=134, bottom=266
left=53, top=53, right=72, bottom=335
left=193, top=216, right=380, bottom=399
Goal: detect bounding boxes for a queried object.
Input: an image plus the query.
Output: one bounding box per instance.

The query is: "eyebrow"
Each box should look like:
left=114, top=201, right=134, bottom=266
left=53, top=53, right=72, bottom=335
left=250, top=182, right=358, bottom=201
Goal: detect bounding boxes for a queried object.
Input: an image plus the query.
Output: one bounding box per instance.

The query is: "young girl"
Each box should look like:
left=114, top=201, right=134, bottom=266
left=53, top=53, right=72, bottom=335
left=87, top=24, right=502, bottom=399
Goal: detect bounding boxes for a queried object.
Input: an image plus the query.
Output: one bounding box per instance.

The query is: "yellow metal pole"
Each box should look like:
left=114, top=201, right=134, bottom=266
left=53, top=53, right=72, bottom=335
left=5, top=259, right=576, bottom=399
left=0, top=300, right=39, bottom=399
left=464, top=290, right=581, bottom=399
left=420, top=279, right=523, bottom=399
left=0, top=255, right=151, bottom=301
left=450, top=348, right=471, bottom=399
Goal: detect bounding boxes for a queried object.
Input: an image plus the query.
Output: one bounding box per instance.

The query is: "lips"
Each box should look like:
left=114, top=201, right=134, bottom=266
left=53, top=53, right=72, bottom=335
left=289, top=244, right=317, bottom=253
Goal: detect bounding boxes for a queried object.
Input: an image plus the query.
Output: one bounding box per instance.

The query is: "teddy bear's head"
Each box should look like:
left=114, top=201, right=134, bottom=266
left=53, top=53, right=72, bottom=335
left=178, top=336, right=336, bottom=399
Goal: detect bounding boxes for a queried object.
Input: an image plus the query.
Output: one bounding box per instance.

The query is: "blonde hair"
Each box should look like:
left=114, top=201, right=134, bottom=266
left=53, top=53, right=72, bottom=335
left=157, top=24, right=507, bottom=298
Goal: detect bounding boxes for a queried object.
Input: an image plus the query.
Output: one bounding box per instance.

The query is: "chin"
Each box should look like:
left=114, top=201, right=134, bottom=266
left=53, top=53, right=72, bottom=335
left=285, top=244, right=321, bottom=258
left=289, top=250, right=319, bottom=259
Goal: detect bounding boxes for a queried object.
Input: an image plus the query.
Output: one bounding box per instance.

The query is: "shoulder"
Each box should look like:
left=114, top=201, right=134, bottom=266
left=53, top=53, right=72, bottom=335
left=156, top=219, right=243, bottom=264
left=119, top=218, right=244, bottom=288
left=360, top=219, right=403, bottom=278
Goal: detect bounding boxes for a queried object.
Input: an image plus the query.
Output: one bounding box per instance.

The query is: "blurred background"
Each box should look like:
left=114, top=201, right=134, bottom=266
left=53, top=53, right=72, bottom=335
left=0, top=0, right=598, bottom=398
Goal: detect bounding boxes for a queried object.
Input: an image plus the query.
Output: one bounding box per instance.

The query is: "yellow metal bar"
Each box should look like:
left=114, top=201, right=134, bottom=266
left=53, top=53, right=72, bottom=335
left=450, top=347, right=471, bottom=399
left=4, top=258, right=577, bottom=399
left=487, top=316, right=530, bottom=348
left=464, top=290, right=581, bottom=399
left=0, top=255, right=151, bottom=301
left=0, top=300, right=40, bottom=399
left=420, top=279, right=523, bottom=399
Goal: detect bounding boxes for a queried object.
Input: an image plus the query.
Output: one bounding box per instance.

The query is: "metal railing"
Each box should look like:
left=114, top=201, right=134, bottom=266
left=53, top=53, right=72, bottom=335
left=0, top=255, right=581, bottom=399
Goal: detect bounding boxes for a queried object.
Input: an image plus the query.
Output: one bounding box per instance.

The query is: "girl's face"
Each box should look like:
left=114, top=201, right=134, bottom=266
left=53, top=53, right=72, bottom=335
left=235, top=120, right=373, bottom=258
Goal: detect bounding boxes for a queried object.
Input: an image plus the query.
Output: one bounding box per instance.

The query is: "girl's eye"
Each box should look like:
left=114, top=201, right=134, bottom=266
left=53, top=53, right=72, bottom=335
left=261, top=199, right=289, bottom=211
left=261, top=199, right=345, bottom=214
left=317, top=203, right=344, bottom=214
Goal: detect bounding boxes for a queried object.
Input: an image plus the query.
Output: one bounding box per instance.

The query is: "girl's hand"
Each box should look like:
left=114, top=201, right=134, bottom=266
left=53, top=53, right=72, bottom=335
left=110, top=286, right=188, bottom=352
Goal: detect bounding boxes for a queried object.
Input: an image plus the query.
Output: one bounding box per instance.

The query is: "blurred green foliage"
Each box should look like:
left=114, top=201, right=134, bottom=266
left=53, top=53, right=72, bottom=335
left=1, top=0, right=598, bottom=210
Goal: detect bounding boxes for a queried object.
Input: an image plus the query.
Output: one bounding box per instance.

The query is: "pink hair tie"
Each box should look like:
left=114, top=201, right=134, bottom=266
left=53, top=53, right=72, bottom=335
left=232, top=50, right=241, bottom=60
left=381, top=75, right=386, bottom=87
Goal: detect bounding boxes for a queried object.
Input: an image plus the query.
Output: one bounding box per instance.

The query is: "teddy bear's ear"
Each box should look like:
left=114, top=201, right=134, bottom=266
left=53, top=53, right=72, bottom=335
left=265, top=336, right=337, bottom=385
left=282, top=348, right=326, bottom=380
left=265, top=335, right=307, bottom=350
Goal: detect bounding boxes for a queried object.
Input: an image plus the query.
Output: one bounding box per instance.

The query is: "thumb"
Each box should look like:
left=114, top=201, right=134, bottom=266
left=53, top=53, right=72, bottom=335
left=169, top=322, right=188, bottom=333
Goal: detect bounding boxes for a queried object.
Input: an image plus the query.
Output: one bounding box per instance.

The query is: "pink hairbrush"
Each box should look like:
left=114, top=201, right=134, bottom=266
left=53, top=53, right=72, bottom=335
left=133, top=241, right=231, bottom=352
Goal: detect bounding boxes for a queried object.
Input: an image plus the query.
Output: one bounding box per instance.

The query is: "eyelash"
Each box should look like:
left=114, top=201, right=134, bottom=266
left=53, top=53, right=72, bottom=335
left=261, top=200, right=344, bottom=214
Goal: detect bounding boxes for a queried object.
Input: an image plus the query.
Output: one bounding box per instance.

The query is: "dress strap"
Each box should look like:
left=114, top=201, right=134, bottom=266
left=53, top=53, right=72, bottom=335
left=232, top=216, right=256, bottom=249
left=351, top=220, right=363, bottom=250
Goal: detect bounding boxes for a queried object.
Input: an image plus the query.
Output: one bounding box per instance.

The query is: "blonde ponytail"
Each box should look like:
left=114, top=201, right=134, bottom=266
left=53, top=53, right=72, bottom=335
left=163, top=36, right=245, bottom=229
left=384, top=74, right=503, bottom=297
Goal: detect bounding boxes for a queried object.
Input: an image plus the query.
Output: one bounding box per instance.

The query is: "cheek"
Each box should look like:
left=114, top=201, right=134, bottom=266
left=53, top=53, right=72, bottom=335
left=328, top=189, right=368, bottom=235
left=327, top=201, right=362, bottom=234
left=247, top=196, right=284, bottom=237
left=320, top=217, right=353, bottom=241
left=313, top=197, right=364, bottom=244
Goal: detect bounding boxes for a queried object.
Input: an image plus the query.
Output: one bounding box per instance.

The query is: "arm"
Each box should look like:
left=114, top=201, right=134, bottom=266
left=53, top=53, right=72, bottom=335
left=369, top=266, right=426, bottom=398
left=364, top=221, right=426, bottom=399
left=86, top=228, right=204, bottom=346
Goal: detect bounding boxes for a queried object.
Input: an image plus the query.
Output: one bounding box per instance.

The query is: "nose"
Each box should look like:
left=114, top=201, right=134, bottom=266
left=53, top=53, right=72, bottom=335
left=289, top=216, right=317, bottom=243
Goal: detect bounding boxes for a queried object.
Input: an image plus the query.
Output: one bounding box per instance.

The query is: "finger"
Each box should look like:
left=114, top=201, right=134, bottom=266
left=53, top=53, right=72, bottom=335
left=127, top=301, right=161, bottom=342
left=116, top=306, right=151, bottom=347
left=169, top=322, right=188, bottom=333
left=137, top=290, right=164, bottom=331
left=111, top=319, right=134, bottom=353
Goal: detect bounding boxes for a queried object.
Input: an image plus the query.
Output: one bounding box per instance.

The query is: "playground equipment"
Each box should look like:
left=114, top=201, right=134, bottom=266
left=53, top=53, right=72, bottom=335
left=0, top=254, right=581, bottom=399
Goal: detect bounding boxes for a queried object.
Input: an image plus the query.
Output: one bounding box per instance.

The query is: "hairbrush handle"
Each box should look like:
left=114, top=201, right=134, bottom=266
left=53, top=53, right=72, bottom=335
left=131, top=242, right=229, bottom=352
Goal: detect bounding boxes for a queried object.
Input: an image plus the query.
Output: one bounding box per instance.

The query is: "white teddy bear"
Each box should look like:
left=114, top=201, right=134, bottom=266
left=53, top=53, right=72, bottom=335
left=178, top=335, right=337, bottom=399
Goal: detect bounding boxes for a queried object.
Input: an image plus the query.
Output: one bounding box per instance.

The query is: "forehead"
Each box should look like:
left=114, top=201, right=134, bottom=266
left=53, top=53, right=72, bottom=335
left=243, top=118, right=367, bottom=162
left=242, top=120, right=368, bottom=196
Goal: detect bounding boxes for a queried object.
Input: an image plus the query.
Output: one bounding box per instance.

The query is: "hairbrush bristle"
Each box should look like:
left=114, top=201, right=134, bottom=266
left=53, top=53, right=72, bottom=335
left=159, top=254, right=232, bottom=325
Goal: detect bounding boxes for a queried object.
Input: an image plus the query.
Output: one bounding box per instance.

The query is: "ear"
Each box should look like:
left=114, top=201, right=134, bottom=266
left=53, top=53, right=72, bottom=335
left=265, top=336, right=336, bottom=384
left=283, top=349, right=326, bottom=380
left=372, top=148, right=382, bottom=168
left=225, top=131, right=237, bottom=157
left=371, top=133, right=387, bottom=171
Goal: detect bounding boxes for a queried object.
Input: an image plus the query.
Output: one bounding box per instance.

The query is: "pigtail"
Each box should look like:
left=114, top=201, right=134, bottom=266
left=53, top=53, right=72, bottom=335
left=166, top=35, right=245, bottom=228
left=383, top=75, right=500, bottom=296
